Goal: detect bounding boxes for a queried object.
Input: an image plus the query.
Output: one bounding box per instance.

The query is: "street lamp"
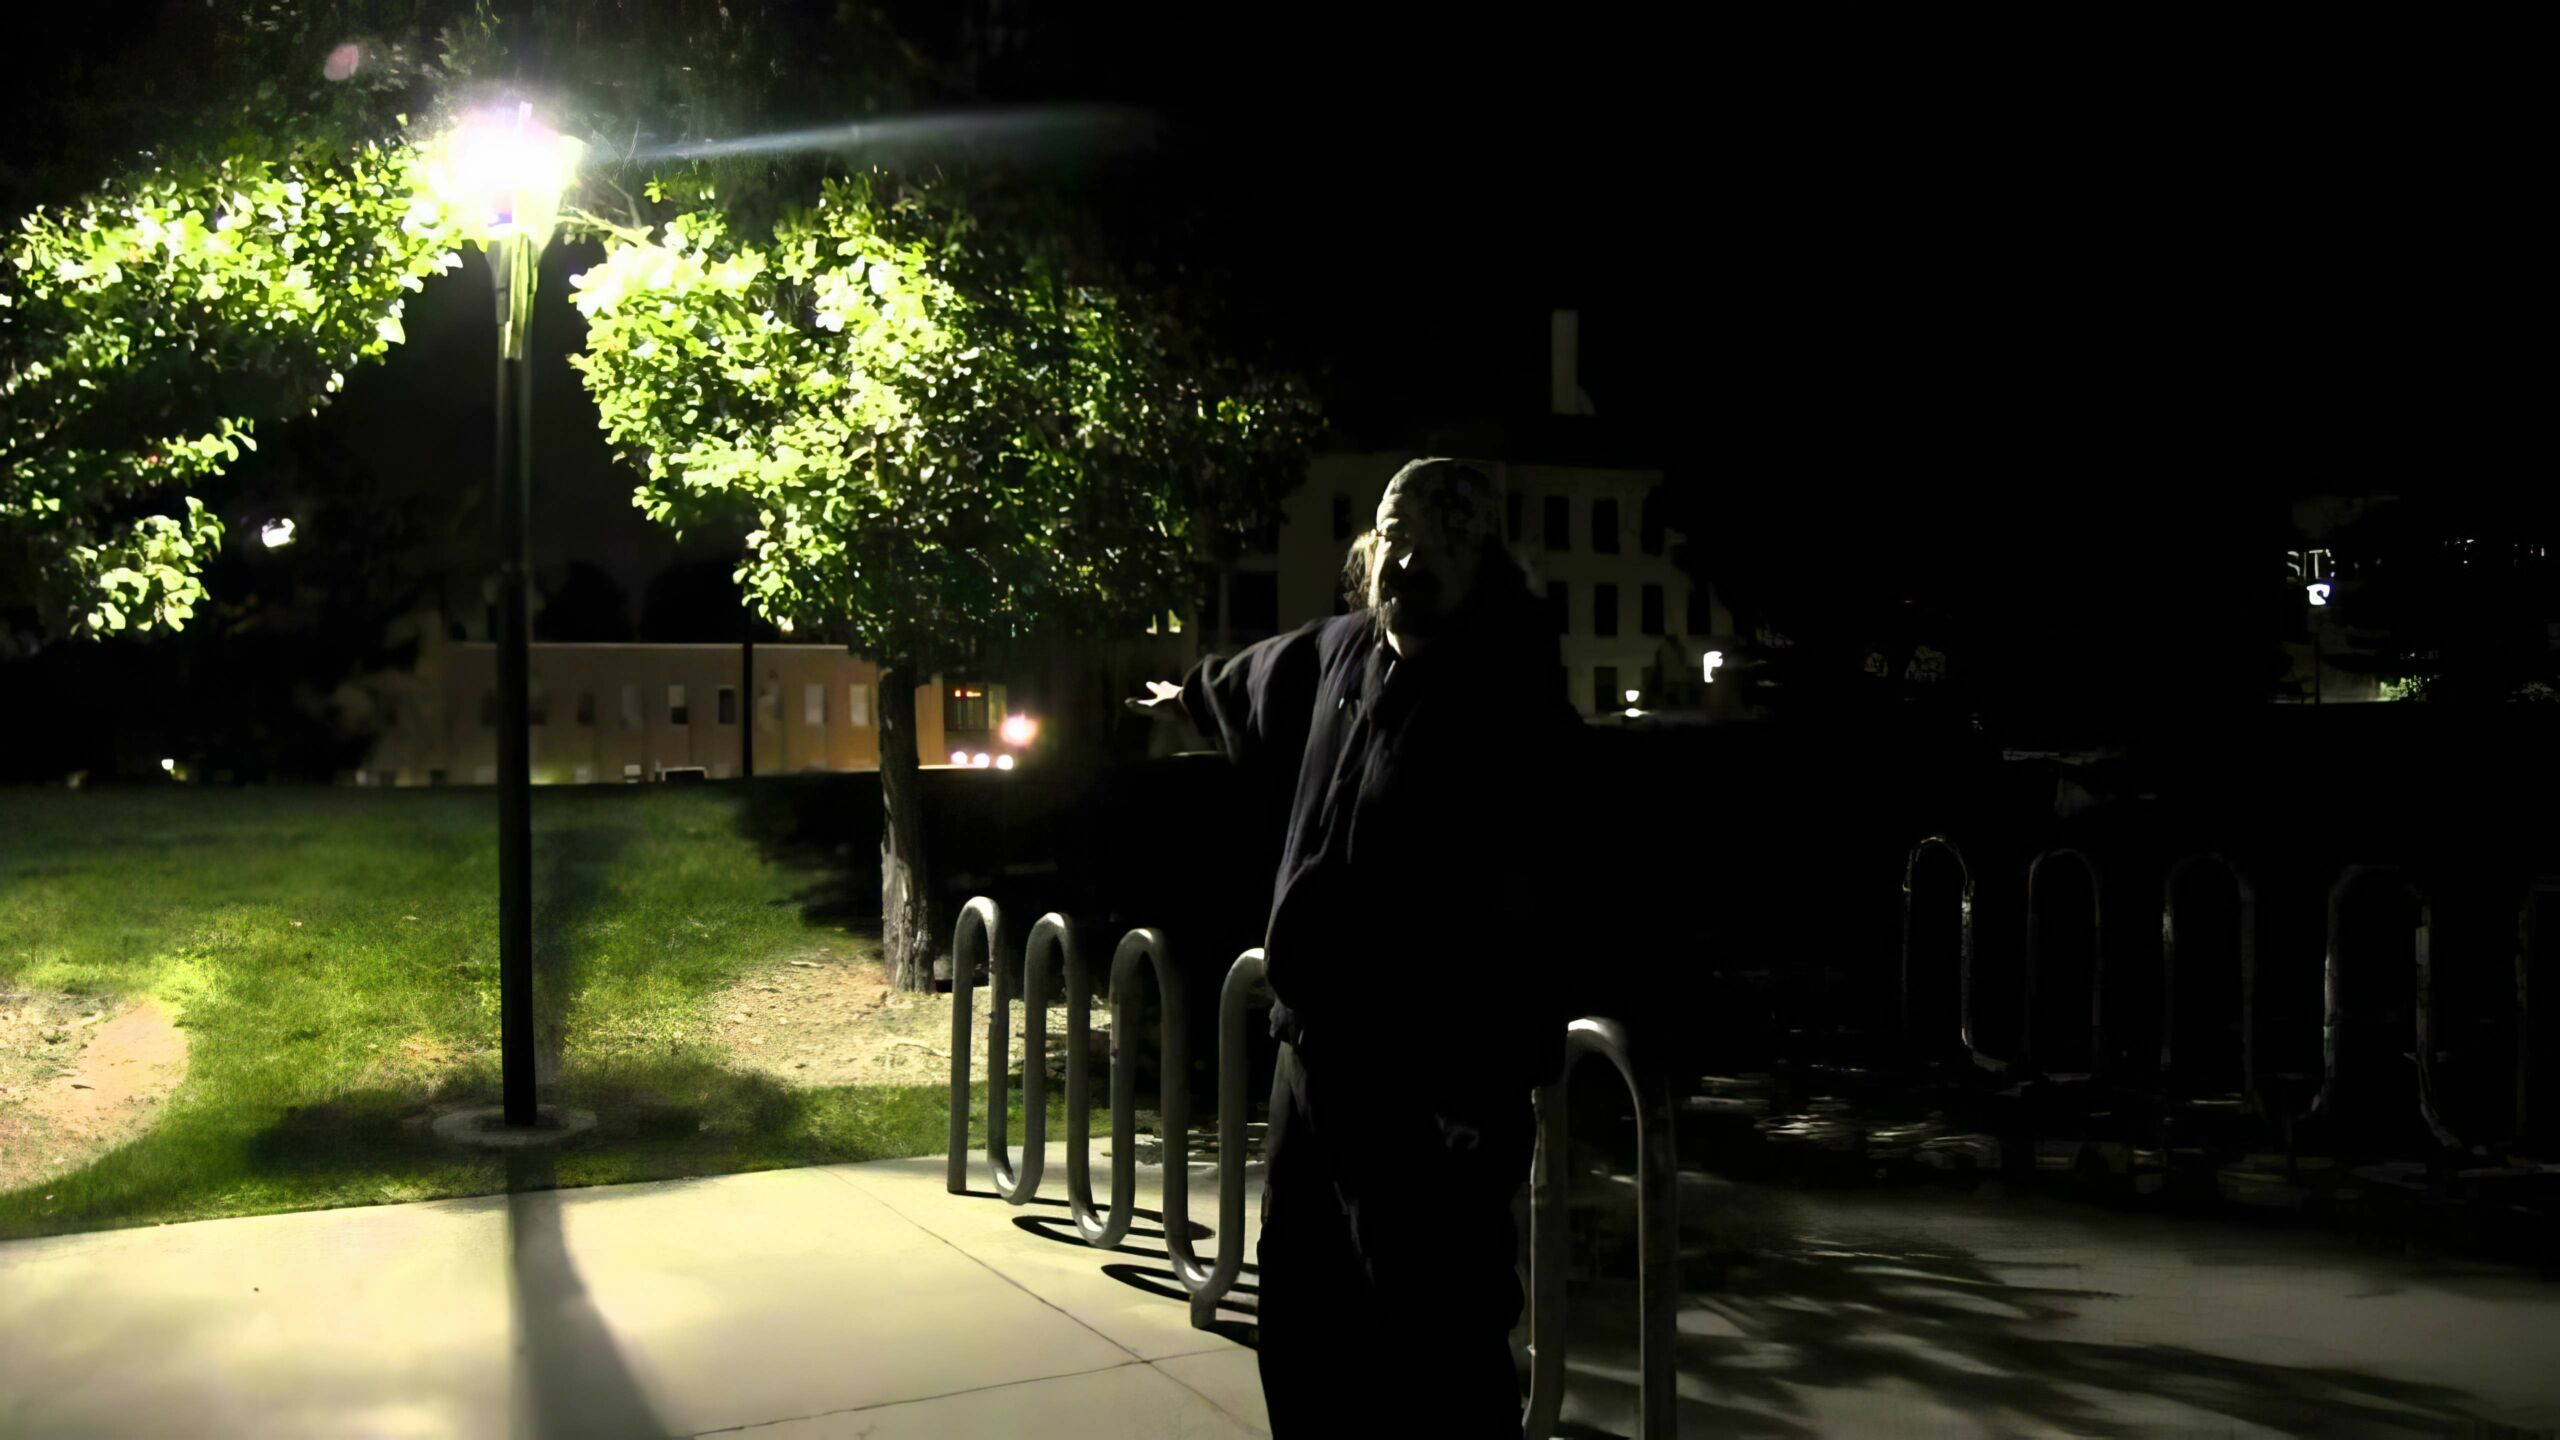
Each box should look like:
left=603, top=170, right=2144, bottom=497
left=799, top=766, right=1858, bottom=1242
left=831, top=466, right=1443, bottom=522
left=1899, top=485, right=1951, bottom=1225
left=426, top=103, right=584, bottom=1130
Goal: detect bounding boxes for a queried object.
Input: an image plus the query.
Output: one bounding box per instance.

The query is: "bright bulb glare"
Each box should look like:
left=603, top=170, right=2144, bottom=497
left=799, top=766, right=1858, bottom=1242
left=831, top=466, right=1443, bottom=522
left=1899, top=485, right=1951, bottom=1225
left=2308, top=583, right=2332, bottom=606
left=160, top=758, right=175, bottom=771
left=999, top=714, right=1038, bottom=747
left=971, top=753, right=991, bottom=768
left=261, top=518, right=296, bottom=548
left=1625, top=707, right=1641, bottom=718
left=995, top=754, right=1015, bottom=770
left=427, top=103, right=584, bottom=240
left=1703, top=650, right=1725, bottom=683
left=1624, top=689, right=1640, bottom=703
left=950, top=750, right=969, bottom=765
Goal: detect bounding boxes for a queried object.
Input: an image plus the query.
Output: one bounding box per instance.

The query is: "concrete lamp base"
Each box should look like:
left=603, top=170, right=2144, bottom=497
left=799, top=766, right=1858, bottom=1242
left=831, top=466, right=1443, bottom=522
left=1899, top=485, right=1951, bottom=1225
left=430, top=1104, right=598, bottom=1150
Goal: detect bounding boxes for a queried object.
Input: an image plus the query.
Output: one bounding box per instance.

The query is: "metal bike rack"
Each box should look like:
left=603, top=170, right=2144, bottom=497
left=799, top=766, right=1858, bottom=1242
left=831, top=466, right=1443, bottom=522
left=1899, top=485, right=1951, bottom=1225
left=2309, top=865, right=2452, bottom=1148
left=2162, top=852, right=2259, bottom=1115
left=1190, top=948, right=1278, bottom=1330
left=989, top=911, right=1080, bottom=1204
left=2024, top=848, right=2102, bottom=1079
left=1522, top=1017, right=1682, bottom=1440
left=1901, top=835, right=1993, bottom=1071
left=943, top=897, right=1686, bottom=1440
left=945, top=896, right=1010, bottom=1196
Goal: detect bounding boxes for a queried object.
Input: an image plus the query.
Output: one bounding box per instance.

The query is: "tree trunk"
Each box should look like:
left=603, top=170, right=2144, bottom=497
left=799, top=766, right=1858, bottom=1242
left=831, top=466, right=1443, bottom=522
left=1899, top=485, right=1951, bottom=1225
left=878, top=656, right=941, bottom=992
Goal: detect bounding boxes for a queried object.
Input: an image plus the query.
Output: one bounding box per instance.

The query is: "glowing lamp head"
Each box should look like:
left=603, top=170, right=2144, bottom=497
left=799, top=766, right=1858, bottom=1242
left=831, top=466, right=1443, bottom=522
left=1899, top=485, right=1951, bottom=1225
left=1703, top=650, right=1725, bottom=683
left=2307, top=582, right=2332, bottom=606
left=999, top=713, right=1038, bottom=747
left=970, top=752, right=991, bottom=768
left=160, top=757, right=175, bottom=772
left=260, top=517, right=296, bottom=549
left=995, top=754, right=1015, bottom=771
left=425, top=102, right=585, bottom=245
left=1624, top=688, right=1640, bottom=704
left=949, top=750, right=969, bottom=766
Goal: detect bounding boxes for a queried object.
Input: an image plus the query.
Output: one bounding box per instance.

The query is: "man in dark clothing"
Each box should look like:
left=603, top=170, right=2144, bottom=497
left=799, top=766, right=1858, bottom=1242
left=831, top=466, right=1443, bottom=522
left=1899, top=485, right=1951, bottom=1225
left=1129, top=458, right=1588, bottom=1435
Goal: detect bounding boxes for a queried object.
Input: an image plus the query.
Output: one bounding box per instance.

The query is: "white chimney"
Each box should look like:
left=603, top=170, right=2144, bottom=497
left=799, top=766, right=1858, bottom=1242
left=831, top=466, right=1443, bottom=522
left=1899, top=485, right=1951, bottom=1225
left=1551, top=309, right=1596, bottom=417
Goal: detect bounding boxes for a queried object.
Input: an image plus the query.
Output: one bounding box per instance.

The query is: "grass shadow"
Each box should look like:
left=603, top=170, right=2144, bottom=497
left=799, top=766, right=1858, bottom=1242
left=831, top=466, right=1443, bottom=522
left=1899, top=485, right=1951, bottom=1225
left=730, top=774, right=883, bottom=936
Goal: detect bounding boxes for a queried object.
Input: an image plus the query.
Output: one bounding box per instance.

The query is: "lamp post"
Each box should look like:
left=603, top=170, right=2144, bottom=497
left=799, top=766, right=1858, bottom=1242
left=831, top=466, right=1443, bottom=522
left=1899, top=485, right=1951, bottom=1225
left=428, top=104, right=584, bottom=1130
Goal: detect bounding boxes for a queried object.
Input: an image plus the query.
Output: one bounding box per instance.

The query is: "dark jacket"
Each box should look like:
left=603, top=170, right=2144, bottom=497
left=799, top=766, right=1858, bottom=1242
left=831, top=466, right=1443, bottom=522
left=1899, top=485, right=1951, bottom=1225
left=1180, top=581, right=1590, bottom=1095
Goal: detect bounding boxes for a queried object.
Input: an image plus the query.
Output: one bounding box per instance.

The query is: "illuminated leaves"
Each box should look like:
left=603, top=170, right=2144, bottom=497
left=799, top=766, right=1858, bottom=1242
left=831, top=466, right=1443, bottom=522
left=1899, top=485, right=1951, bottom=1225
left=565, top=173, right=1318, bottom=667
left=1, top=135, right=466, bottom=640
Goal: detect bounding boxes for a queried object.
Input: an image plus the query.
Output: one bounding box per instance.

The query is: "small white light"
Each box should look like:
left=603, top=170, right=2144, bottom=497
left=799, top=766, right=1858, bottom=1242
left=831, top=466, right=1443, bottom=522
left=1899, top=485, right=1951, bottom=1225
left=1624, top=688, right=1640, bottom=704
left=160, top=757, right=175, bottom=772
left=1625, top=707, right=1641, bottom=718
left=999, top=713, right=1038, bottom=747
left=1703, top=651, right=1725, bottom=683
left=995, top=754, right=1015, bottom=771
left=2308, top=582, right=2332, bottom=606
left=260, top=517, right=296, bottom=548
left=971, top=752, right=991, bottom=768
left=950, top=750, right=969, bottom=765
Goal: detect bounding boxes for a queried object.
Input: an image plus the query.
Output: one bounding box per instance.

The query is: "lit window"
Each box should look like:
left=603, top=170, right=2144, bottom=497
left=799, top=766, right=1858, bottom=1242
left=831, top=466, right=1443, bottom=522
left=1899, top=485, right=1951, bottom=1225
left=805, top=683, right=825, bottom=726
left=946, top=685, right=989, bottom=733
left=849, top=682, right=872, bottom=728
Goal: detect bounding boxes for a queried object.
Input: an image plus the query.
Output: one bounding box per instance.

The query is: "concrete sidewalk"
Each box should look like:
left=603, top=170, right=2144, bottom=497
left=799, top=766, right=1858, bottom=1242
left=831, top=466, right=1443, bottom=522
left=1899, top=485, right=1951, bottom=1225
left=8, top=1141, right=2559, bottom=1438
left=0, top=1142, right=1275, bottom=1439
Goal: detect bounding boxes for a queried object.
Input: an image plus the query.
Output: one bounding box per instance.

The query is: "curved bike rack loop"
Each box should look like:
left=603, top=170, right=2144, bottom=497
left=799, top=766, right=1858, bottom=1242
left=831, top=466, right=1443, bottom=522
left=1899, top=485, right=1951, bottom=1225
left=943, top=897, right=1686, bottom=1440
left=1901, top=835, right=1991, bottom=1071
left=2311, top=865, right=2452, bottom=1149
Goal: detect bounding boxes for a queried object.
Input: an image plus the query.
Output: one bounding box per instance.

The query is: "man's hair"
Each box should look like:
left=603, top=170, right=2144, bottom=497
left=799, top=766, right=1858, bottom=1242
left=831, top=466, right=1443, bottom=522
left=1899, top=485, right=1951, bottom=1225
left=1340, top=524, right=1538, bottom=645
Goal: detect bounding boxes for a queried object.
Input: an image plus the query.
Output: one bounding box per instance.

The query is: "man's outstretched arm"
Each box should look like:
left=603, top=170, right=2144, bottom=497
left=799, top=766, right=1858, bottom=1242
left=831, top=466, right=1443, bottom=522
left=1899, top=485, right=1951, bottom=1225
left=1126, top=617, right=1327, bottom=776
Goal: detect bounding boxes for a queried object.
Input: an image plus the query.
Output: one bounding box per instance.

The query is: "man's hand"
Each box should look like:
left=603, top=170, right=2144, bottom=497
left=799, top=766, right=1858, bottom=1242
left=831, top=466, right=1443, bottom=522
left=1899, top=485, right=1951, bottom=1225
left=1125, top=680, right=1187, bottom=719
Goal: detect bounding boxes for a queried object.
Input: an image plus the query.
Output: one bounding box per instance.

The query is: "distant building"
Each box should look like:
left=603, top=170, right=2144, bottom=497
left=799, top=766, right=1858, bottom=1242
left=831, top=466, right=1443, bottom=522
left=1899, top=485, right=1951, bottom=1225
left=350, top=631, right=1012, bottom=786
left=1134, top=308, right=1736, bottom=725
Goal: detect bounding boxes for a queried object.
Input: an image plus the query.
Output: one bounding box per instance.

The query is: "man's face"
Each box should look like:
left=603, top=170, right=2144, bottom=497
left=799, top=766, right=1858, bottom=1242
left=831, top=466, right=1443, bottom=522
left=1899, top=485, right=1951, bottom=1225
left=1372, top=487, right=1483, bottom=640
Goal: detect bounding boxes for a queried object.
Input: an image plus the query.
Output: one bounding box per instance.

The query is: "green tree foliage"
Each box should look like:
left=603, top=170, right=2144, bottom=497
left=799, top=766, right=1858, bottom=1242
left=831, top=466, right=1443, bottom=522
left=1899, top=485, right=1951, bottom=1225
left=0, top=135, right=466, bottom=640
left=565, top=171, right=1317, bottom=666
left=564, top=170, right=1317, bottom=985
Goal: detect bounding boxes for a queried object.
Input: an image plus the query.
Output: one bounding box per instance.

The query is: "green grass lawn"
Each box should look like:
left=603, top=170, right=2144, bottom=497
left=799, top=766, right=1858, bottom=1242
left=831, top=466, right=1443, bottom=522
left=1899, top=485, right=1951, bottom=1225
left=0, top=783, right=1110, bottom=1241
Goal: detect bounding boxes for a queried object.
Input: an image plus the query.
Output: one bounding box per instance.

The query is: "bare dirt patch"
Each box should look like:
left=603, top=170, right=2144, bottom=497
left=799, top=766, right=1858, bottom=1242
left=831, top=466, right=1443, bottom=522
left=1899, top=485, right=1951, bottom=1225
left=703, top=944, right=1111, bottom=1091
left=0, top=991, right=189, bottom=1194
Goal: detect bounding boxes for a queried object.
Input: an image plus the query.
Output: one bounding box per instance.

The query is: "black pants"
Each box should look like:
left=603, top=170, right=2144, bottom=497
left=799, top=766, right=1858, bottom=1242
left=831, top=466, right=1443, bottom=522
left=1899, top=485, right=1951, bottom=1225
left=1255, top=1041, right=1536, bottom=1438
